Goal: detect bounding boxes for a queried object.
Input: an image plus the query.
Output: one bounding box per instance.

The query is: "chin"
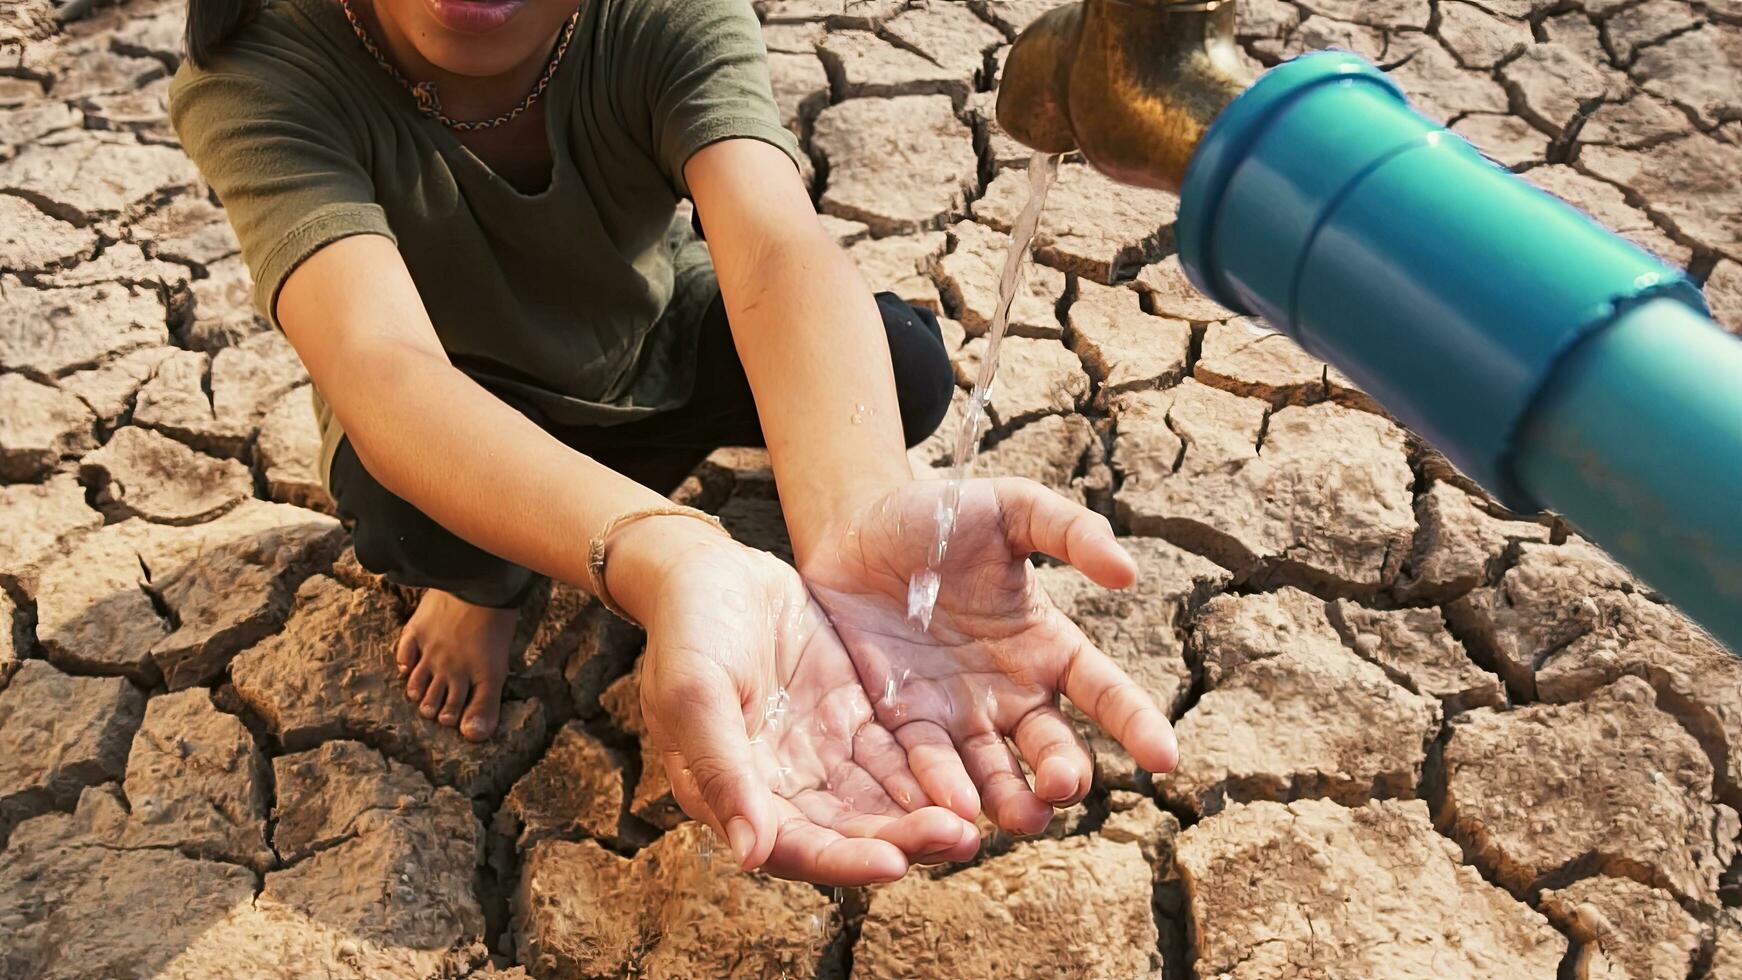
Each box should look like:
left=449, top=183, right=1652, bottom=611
left=398, top=0, right=576, bottom=77
left=413, top=38, right=542, bottom=78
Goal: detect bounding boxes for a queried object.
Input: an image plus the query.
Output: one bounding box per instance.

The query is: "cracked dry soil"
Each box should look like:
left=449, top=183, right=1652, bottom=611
left=2, top=0, right=1741, bottom=977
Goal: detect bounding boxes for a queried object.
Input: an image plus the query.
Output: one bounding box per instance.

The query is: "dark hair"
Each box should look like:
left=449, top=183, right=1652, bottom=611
left=185, top=0, right=263, bottom=68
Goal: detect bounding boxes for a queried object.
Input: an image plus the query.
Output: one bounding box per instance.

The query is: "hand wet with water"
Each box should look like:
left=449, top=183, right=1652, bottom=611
left=637, top=541, right=980, bottom=887
left=803, top=477, right=1180, bottom=836
left=640, top=477, right=1176, bottom=884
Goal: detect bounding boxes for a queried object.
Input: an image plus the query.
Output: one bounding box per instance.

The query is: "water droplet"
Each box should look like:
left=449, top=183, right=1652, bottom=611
left=883, top=666, right=913, bottom=719
left=763, top=688, right=791, bottom=731
left=850, top=402, right=872, bottom=425
left=906, top=569, right=940, bottom=631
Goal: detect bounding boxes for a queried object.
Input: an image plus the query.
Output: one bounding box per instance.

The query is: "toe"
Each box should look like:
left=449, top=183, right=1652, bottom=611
left=461, top=672, right=505, bottom=742
left=420, top=677, right=448, bottom=720
left=438, top=675, right=469, bottom=727
left=405, top=660, right=433, bottom=702
left=395, top=630, right=421, bottom=677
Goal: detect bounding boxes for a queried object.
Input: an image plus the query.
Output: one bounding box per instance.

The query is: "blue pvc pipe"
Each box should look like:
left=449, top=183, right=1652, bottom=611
left=1174, top=51, right=1742, bottom=653
left=1514, top=299, right=1742, bottom=650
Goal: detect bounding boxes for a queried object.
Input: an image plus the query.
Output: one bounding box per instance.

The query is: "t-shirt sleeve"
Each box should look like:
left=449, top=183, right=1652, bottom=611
left=169, top=63, right=394, bottom=328
left=627, top=0, right=806, bottom=198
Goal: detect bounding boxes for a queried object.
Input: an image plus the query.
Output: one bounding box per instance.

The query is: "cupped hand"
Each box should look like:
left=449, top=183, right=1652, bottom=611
left=632, top=530, right=980, bottom=886
left=799, top=477, right=1179, bottom=836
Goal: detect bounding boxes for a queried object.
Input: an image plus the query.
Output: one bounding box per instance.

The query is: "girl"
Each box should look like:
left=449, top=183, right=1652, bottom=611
left=174, top=0, right=1177, bottom=886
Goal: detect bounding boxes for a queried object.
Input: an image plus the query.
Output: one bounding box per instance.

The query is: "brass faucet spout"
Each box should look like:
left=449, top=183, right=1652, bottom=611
left=996, top=0, right=1253, bottom=193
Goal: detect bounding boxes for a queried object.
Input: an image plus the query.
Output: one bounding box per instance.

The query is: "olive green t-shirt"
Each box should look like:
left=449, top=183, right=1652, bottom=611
left=168, top=0, right=802, bottom=485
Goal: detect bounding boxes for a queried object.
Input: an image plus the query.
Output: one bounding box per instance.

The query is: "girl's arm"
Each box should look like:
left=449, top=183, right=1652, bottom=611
left=277, top=234, right=983, bottom=882
left=684, top=139, right=917, bottom=561
left=275, top=233, right=715, bottom=623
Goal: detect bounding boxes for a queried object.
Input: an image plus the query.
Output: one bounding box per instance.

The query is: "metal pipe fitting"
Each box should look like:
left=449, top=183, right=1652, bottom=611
left=995, top=0, right=1251, bottom=193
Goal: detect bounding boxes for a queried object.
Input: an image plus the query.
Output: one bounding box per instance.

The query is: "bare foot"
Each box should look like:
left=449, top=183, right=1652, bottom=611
left=397, top=590, right=518, bottom=742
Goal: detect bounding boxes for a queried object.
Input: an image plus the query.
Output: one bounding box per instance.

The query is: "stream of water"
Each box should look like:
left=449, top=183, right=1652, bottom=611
left=906, top=151, right=1063, bottom=631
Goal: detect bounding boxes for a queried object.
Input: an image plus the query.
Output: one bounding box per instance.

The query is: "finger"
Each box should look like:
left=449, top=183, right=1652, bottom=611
left=437, top=674, right=469, bottom=728
left=911, top=815, right=982, bottom=866
left=1060, top=637, right=1178, bottom=774
left=874, top=806, right=980, bottom=860
left=653, top=715, right=743, bottom=837
left=665, top=751, right=722, bottom=830
left=789, top=788, right=902, bottom=835
left=787, top=766, right=905, bottom=835
left=395, top=631, right=420, bottom=677
left=418, top=676, right=448, bottom=720
left=895, top=721, right=980, bottom=820
left=784, top=769, right=968, bottom=862
left=995, top=478, right=1136, bottom=588
left=957, top=729, right=1052, bottom=835
left=654, top=656, right=779, bottom=871
left=1011, top=705, right=1095, bottom=805
left=758, top=817, right=911, bottom=886
left=852, top=724, right=932, bottom=812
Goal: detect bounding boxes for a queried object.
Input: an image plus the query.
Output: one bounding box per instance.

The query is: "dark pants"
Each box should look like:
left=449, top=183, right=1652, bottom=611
left=330, top=291, right=955, bottom=608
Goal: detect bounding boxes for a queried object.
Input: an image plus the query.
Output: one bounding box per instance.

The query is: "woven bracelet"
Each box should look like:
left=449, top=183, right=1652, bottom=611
left=585, top=505, right=729, bottom=627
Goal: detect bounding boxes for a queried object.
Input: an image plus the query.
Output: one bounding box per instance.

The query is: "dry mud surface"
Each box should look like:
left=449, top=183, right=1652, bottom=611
left=2, top=0, right=1741, bottom=977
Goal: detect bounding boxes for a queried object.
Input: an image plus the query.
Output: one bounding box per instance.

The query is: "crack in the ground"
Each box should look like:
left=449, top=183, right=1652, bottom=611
left=0, top=562, right=43, bottom=665
left=132, top=552, right=179, bottom=633
left=108, top=37, right=178, bottom=77
left=1158, top=403, right=1189, bottom=477
left=1562, top=133, right=1713, bottom=259
left=3, top=0, right=1736, bottom=972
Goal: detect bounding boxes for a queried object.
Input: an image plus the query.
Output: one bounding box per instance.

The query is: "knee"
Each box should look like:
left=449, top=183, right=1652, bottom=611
left=350, top=511, right=533, bottom=608
left=902, top=357, right=956, bottom=449
left=331, top=443, right=531, bottom=607
left=875, top=294, right=956, bottom=448
left=344, top=495, right=461, bottom=587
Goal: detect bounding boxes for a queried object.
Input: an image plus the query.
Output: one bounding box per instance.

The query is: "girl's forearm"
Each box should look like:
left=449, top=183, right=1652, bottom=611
left=343, top=354, right=671, bottom=579
left=688, top=140, right=916, bottom=562
left=340, top=352, right=725, bottom=622
left=277, top=234, right=716, bottom=619
left=722, top=236, right=914, bottom=557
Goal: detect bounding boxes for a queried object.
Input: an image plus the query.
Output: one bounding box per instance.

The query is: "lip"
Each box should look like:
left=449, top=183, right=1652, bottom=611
left=424, top=0, right=529, bottom=34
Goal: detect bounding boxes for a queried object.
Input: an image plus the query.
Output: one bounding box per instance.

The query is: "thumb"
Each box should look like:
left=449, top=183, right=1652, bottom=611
left=645, top=648, right=779, bottom=871
left=994, top=478, right=1136, bottom=589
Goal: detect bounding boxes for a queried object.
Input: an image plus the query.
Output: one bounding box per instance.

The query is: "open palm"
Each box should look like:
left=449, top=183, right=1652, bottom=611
left=638, top=540, right=979, bottom=886
left=800, top=478, right=1180, bottom=835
